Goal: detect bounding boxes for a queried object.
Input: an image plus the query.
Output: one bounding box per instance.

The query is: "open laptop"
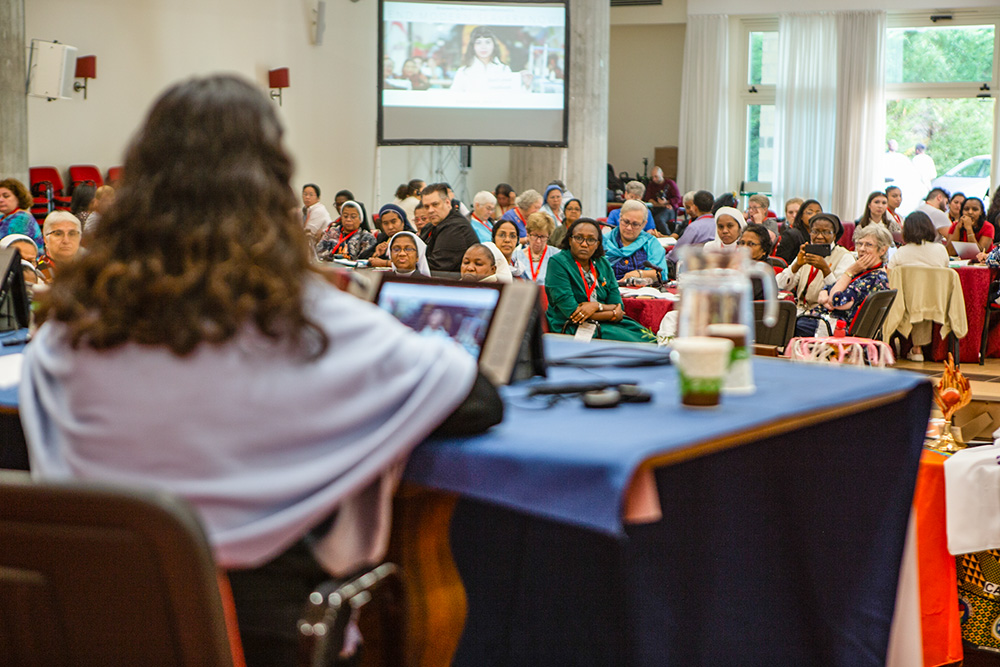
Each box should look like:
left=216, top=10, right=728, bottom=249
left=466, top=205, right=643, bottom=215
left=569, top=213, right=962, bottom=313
left=950, top=241, right=981, bottom=261
left=352, top=272, right=545, bottom=385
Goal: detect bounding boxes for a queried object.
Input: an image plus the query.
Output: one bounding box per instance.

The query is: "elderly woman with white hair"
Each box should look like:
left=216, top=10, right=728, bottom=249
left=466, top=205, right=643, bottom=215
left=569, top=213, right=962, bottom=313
left=499, top=188, right=542, bottom=240
left=798, top=223, right=891, bottom=336
left=607, top=180, right=656, bottom=232
left=470, top=190, right=498, bottom=243
left=512, top=211, right=560, bottom=284
left=37, top=210, right=83, bottom=281
left=604, top=199, right=667, bottom=282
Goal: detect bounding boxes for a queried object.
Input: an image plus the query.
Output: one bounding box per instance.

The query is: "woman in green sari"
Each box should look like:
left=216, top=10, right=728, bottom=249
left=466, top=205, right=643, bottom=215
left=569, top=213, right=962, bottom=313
left=544, top=218, right=649, bottom=342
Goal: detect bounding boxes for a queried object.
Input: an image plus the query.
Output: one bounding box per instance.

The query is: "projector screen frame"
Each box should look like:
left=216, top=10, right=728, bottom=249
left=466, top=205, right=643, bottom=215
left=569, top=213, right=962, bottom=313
left=376, top=0, right=570, bottom=147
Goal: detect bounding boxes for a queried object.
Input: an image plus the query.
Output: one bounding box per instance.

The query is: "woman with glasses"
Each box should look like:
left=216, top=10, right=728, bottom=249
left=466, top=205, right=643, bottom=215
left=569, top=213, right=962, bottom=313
left=737, top=223, right=786, bottom=275
left=388, top=231, right=430, bottom=276
left=488, top=219, right=526, bottom=279
left=550, top=197, right=581, bottom=247
left=361, top=204, right=415, bottom=267
left=807, top=224, right=891, bottom=336
left=512, top=212, right=560, bottom=285
left=544, top=217, right=648, bottom=341
left=315, top=200, right=376, bottom=261
left=776, top=213, right=853, bottom=322
left=37, top=210, right=83, bottom=281
left=603, top=199, right=667, bottom=283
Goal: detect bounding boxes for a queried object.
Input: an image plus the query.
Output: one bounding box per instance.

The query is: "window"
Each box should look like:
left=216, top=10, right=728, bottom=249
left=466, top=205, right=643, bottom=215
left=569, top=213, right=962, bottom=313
left=746, top=104, right=775, bottom=184
left=748, top=31, right=778, bottom=87
left=739, top=21, right=777, bottom=197
left=885, top=13, right=999, bottom=210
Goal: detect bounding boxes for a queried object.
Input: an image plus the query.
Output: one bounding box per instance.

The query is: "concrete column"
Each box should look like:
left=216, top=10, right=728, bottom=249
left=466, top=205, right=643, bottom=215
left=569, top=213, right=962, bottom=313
left=0, top=0, right=28, bottom=183
left=509, top=0, right=609, bottom=219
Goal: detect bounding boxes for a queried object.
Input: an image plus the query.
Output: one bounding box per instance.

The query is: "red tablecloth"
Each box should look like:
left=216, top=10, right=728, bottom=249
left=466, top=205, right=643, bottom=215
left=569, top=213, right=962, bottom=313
left=622, top=297, right=674, bottom=331
left=930, top=266, right=993, bottom=363
left=916, top=451, right=963, bottom=665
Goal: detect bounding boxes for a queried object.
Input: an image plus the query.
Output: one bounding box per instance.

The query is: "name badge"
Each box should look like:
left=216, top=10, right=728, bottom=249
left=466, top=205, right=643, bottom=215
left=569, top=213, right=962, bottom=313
left=575, top=321, right=597, bottom=343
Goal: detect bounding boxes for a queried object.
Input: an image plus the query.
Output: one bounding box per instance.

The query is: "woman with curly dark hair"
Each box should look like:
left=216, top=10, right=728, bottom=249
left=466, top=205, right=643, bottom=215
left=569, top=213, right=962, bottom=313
left=0, top=177, right=43, bottom=250
left=19, top=74, right=501, bottom=667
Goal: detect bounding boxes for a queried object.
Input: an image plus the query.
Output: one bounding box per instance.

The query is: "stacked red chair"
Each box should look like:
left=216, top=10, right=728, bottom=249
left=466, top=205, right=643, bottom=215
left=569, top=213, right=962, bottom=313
left=28, top=166, right=72, bottom=221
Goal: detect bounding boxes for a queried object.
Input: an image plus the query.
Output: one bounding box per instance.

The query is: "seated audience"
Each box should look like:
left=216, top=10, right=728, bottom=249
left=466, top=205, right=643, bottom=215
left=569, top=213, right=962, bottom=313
left=737, top=223, right=785, bottom=277
left=469, top=190, right=497, bottom=243
left=460, top=244, right=499, bottom=282
left=889, top=211, right=949, bottom=270
left=37, top=210, right=83, bottom=281
left=315, top=200, right=376, bottom=261
left=0, top=233, right=45, bottom=285
left=388, top=230, right=430, bottom=276
left=797, top=224, right=891, bottom=336
left=361, top=204, right=413, bottom=267
left=301, top=183, right=332, bottom=238
left=333, top=189, right=354, bottom=217
left=606, top=180, right=656, bottom=232
left=712, top=192, right=739, bottom=215
left=412, top=202, right=429, bottom=233
left=670, top=190, right=697, bottom=240
left=776, top=213, right=853, bottom=321
left=419, top=183, right=478, bottom=272
left=604, top=199, right=667, bottom=282
left=987, top=189, right=1000, bottom=239
left=644, top=166, right=682, bottom=232
left=83, top=185, right=115, bottom=239
left=512, top=211, right=559, bottom=285
left=855, top=190, right=901, bottom=240
left=548, top=179, right=575, bottom=202
left=544, top=217, right=648, bottom=342
left=665, top=189, right=716, bottom=263
left=885, top=186, right=903, bottom=228
left=948, top=192, right=966, bottom=225
left=70, top=183, right=97, bottom=227
left=442, top=182, right=470, bottom=218
left=551, top=197, right=582, bottom=247
left=490, top=219, right=525, bottom=279
left=0, top=177, right=43, bottom=251
left=915, top=187, right=951, bottom=240
left=780, top=197, right=803, bottom=226
left=705, top=207, right=747, bottom=251
left=946, top=196, right=993, bottom=253
left=541, top=184, right=564, bottom=225
left=774, top=198, right=821, bottom=266
left=494, top=183, right=516, bottom=219
left=394, top=178, right=425, bottom=220
left=745, top=194, right=778, bottom=237
left=500, top=189, right=542, bottom=239
left=18, top=74, right=501, bottom=667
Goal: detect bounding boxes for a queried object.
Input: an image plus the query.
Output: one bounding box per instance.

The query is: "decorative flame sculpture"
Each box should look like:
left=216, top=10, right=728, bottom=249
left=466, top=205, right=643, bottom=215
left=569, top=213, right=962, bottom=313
left=930, top=354, right=972, bottom=453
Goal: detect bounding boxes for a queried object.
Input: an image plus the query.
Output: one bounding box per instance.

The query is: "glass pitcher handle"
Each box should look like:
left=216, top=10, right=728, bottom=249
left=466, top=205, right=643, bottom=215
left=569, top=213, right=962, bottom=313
left=748, top=264, right=778, bottom=327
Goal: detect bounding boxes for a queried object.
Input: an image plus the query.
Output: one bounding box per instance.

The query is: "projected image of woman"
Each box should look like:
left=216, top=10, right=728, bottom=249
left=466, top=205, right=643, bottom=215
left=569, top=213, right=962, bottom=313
left=450, top=26, right=531, bottom=93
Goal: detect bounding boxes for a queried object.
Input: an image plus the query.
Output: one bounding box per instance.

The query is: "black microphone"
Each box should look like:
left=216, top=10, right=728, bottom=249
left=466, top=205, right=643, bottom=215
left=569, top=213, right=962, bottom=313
left=640, top=261, right=664, bottom=287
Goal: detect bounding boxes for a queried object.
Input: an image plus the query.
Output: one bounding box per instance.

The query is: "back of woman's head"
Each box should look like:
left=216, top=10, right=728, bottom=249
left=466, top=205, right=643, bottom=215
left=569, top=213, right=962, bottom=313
left=70, top=184, right=96, bottom=216
left=41, top=74, right=325, bottom=357
left=902, top=211, right=936, bottom=245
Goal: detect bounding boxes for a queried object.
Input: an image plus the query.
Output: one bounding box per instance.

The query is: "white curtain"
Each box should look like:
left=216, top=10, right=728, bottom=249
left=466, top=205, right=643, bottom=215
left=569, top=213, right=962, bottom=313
left=833, top=11, right=887, bottom=221
left=678, top=15, right=730, bottom=195
left=773, top=13, right=839, bottom=212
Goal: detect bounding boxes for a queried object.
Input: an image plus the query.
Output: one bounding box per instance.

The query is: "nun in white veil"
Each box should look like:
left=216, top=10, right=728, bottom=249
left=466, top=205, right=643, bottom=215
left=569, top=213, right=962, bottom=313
left=482, top=242, right=514, bottom=283
left=388, top=231, right=431, bottom=276
left=704, top=207, right=747, bottom=251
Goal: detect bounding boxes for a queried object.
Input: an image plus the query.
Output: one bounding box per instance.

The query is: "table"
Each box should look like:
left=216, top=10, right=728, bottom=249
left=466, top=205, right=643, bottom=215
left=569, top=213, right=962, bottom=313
left=398, top=336, right=932, bottom=666
left=930, top=265, right=996, bottom=363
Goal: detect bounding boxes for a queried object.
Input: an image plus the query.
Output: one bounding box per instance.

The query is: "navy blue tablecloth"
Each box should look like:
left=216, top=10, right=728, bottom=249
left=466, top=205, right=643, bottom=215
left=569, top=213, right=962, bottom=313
left=0, top=330, right=27, bottom=409
left=406, top=337, right=933, bottom=667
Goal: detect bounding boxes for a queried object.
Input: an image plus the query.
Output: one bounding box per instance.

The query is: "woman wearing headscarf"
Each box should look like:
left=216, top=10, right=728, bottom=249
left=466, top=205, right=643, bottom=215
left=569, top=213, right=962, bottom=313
left=315, top=200, right=376, bottom=261
left=540, top=184, right=564, bottom=225
left=388, top=231, right=430, bottom=276
left=460, top=244, right=499, bottom=282
left=480, top=241, right=514, bottom=283
left=704, top=206, right=747, bottom=251
left=18, top=75, right=502, bottom=667
left=603, top=199, right=667, bottom=282
left=362, top=204, right=415, bottom=267
left=776, top=212, right=853, bottom=319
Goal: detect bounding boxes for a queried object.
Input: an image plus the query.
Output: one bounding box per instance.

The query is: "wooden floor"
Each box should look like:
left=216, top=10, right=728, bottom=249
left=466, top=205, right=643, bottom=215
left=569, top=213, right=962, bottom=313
left=895, top=356, right=1000, bottom=382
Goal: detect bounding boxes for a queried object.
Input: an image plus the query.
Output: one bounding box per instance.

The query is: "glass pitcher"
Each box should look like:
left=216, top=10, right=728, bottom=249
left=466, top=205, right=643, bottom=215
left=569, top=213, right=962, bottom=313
left=675, top=246, right=777, bottom=394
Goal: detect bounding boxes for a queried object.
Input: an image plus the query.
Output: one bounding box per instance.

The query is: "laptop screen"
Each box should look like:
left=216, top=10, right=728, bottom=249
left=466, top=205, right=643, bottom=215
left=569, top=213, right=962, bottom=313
left=375, top=278, right=502, bottom=359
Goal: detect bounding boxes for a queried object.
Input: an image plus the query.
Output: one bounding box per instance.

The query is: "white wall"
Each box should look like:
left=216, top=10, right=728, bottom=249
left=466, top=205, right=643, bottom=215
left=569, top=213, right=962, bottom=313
left=689, top=0, right=999, bottom=14
left=24, top=0, right=509, bottom=208
left=607, top=24, right=685, bottom=184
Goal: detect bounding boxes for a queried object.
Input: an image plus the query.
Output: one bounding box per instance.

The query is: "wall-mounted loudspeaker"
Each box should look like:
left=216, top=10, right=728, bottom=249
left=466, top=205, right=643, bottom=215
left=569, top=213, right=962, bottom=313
left=27, top=39, right=78, bottom=100
left=314, top=1, right=327, bottom=45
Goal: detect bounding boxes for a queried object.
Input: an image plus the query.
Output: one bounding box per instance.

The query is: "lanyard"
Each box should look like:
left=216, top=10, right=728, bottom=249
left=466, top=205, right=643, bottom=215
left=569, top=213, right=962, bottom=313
left=472, top=215, right=492, bottom=233
left=331, top=228, right=357, bottom=255
left=515, top=208, right=526, bottom=225
left=528, top=245, right=547, bottom=282
left=576, top=260, right=598, bottom=301
left=849, top=264, right=883, bottom=284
